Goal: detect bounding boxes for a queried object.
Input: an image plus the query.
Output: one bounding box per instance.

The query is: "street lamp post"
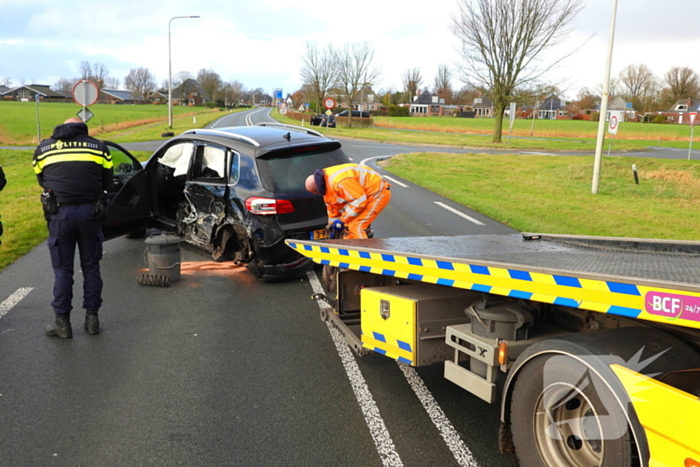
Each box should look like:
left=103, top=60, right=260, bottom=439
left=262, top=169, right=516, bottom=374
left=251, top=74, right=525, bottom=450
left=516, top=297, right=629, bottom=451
left=168, top=15, right=199, bottom=129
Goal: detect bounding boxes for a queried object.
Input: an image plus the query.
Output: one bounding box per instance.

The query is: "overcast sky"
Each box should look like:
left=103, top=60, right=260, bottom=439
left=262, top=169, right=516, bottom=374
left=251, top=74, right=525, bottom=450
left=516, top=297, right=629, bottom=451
left=1, top=0, right=700, bottom=100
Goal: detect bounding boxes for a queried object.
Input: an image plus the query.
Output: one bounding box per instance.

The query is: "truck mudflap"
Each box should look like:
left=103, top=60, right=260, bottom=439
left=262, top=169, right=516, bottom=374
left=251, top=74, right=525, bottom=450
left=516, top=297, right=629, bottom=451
left=612, top=365, right=700, bottom=466
left=285, top=233, right=700, bottom=331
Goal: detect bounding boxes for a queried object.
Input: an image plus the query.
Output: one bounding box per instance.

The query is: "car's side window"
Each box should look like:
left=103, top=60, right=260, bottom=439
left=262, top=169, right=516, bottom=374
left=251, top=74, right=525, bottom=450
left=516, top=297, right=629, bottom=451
left=108, top=145, right=140, bottom=176
left=193, top=144, right=226, bottom=182
left=229, top=151, right=240, bottom=185
left=158, top=142, right=194, bottom=177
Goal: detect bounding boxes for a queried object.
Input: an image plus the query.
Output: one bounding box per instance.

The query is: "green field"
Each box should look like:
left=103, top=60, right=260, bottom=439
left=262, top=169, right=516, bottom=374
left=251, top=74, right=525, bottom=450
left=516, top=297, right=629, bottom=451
left=0, top=101, right=221, bottom=145
left=380, top=152, right=700, bottom=240
left=1, top=107, right=698, bottom=273
left=274, top=112, right=700, bottom=152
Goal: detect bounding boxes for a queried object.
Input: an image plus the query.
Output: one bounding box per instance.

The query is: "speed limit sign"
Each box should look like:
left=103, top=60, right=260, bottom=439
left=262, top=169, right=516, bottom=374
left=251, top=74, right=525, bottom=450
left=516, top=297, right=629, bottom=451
left=323, top=97, right=336, bottom=110
left=607, top=111, right=622, bottom=135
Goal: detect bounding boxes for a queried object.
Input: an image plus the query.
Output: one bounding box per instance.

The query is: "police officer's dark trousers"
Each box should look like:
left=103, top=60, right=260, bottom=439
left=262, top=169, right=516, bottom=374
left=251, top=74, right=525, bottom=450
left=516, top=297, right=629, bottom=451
left=47, top=205, right=103, bottom=317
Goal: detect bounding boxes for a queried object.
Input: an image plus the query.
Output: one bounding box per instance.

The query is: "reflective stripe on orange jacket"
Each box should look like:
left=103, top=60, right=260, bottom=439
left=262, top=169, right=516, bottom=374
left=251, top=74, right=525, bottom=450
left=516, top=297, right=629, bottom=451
left=322, top=163, right=389, bottom=225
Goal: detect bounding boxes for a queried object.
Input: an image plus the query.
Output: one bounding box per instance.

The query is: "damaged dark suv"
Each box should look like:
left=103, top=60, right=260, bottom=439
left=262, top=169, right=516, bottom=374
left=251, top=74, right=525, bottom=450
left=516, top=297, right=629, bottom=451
left=101, top=123, right=350, bottom=281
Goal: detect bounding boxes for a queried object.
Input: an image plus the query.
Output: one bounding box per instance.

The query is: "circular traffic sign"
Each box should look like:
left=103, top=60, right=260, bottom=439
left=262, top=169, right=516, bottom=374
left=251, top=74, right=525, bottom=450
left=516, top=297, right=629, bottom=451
left=609, top=115, right=618, bottom=130
left=72, top=80, right=99, bottom=106
left=323, top=97, right=336, bottom=110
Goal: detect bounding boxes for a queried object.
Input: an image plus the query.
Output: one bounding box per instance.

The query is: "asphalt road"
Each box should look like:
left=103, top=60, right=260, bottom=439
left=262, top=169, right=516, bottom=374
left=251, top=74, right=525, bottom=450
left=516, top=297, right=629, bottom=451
left=0, top=108, right=692, bottom=466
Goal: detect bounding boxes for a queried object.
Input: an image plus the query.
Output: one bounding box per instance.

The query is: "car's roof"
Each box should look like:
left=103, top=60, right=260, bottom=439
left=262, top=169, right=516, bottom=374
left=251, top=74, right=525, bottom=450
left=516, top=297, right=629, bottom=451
left=172, top=124, right=340, bottom=157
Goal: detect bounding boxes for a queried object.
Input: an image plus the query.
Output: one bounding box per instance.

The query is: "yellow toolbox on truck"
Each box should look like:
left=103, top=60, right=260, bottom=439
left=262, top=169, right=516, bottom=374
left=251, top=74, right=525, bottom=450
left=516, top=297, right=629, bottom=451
left=288, top=233, right=700, bottom=467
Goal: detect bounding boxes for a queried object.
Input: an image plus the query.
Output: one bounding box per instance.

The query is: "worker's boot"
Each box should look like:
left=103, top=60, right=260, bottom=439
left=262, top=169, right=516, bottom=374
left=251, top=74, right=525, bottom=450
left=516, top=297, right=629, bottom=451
left=84, top=310, right=100, bottom=335
left=45, top=314, right=72, bottom=339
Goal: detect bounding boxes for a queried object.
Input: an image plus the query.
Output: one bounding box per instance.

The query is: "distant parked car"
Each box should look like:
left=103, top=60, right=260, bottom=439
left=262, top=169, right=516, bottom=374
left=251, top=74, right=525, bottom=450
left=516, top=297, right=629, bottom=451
left=335, top=110, right=370, bottom=118
left=101, top=123, right=351, bottom=282
left=310, top=114, right=336, bottom=128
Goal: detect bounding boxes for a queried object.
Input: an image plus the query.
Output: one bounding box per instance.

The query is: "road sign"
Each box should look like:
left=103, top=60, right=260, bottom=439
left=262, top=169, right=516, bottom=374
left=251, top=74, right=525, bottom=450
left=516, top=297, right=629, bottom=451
left=274, top=88, right=283, bottom=99
left=72, top=80, right=99, bottom=106
left=689, top=112, right=697, bottom=127
left=323, top=97, right=336, bottom=110
left=607, top=111, right=622, bottom=135
left=77, top=107, right=94, bottom=123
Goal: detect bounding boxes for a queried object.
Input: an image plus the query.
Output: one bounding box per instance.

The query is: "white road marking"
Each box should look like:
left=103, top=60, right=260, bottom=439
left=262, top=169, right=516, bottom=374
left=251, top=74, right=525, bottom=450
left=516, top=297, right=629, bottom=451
left=398, top=364, right=479, bottom=467
left=307, top=271, right=403, bottom=467
left=435, top=202, right=485, bottom=226
left=359, top=156, right=409, bottom=188
left=382, top=175, right=408, bottom=188
left=0, top=288, right=33, bottom=320
left=360, top=155, right=392, bottom=167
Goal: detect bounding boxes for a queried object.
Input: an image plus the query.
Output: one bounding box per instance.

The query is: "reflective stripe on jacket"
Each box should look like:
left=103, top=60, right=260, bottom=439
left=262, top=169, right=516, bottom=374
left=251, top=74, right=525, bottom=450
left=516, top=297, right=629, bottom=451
left=322, top=163, right=388, bottom=224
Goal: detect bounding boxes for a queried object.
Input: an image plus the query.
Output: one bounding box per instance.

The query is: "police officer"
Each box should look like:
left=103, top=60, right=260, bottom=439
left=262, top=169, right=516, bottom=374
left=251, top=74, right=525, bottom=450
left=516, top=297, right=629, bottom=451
left=33, top=117, right=113, bottom=338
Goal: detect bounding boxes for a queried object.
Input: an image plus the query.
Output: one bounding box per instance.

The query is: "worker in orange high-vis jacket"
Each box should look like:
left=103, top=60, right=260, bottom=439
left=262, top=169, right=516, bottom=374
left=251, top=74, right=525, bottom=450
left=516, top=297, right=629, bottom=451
left=305, top=163, right=391, bottom=239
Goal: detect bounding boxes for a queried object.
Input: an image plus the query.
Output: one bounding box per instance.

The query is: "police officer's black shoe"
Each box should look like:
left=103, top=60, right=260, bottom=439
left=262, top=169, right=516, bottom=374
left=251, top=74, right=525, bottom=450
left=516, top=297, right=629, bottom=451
left=84, top=310, right=100, bottom=335
left=45, top=314, right=72, bottom=339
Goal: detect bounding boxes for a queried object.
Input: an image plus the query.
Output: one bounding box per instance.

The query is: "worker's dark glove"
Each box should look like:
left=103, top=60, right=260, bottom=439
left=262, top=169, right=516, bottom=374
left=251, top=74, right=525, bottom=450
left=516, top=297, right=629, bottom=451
left=91, top=191, right=108, bottom=222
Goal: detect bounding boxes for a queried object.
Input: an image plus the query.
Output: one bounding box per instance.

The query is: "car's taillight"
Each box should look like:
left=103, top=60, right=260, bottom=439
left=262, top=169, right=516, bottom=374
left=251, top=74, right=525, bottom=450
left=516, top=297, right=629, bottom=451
left=245, top=197, right=294, bottom=215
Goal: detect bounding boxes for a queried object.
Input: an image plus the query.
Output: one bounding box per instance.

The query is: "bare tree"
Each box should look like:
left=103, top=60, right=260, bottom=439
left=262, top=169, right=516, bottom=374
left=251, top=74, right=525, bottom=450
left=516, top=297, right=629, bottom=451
left=618, top=64, right=658, bottom=112
left=433, top=64, right=453, bottom=103
left=300, top=42, right=338, bottom=113
left=402, top=68, right=422, bottom=103
left=594, top=78, right=620, bottom=99
left=220, top=80, right=245, bottom=108
left=79, top=61, right=109, bottom=92
left=451, top=0, right=584, bottom=142
left=1, top=77, right=11, bottom=87
left=80, top=61, right=92, bottom=80
left=52, top=78, right=74, bottom=93
left=104, top=77, right=120, bottom=89
left=335, top=42, right=379, bottom=126
left=664, top=66, right=700, bottom=103
left=197, top=68, right=222, bottom=102
left=124, top=67, right=156, bottom=100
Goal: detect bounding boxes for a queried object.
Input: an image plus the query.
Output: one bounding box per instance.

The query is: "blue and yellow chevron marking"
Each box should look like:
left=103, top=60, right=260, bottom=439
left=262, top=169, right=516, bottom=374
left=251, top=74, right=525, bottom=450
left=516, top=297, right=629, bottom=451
left=287, top=240, right=700, bottom=330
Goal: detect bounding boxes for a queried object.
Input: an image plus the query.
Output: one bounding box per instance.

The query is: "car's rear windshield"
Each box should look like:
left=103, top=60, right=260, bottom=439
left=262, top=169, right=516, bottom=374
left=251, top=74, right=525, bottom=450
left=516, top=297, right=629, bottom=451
left=256, top=144, right=348, bottom=193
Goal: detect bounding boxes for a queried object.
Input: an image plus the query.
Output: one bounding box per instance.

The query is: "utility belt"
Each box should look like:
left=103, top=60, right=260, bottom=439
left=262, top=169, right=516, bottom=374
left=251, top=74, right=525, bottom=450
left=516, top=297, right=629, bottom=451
left=41, top=190, right=107, bottom=221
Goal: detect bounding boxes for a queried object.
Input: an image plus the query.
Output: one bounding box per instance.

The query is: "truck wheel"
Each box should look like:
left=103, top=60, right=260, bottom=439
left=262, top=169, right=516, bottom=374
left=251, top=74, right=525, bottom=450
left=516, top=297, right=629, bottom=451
left=510, top=354, right=635, bottom=467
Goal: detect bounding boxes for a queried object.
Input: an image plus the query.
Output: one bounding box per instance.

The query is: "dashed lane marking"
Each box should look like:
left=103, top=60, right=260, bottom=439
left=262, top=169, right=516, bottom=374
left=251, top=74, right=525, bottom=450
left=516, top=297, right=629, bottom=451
left=0, top=288, right=33, bottom=320
left=382, top=175, right=408, bottom=188
left=435, top=201, right=486, bottom=226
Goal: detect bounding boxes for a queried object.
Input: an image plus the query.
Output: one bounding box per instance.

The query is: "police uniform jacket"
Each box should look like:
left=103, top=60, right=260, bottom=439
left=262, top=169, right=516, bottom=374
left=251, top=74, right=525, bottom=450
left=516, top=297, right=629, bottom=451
left=33, top=122, right=113, bottom=204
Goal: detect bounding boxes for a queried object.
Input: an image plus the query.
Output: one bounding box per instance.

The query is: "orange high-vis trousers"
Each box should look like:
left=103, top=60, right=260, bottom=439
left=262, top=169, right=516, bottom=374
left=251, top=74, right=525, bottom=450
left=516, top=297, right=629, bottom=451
left=344, top=186, right=391, bottom=239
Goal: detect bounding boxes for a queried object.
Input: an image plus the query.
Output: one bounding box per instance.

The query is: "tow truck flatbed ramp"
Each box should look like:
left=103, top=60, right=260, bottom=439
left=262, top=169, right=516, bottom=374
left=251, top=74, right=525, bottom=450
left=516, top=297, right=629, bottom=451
left=287, top=233, right=700, bottom=330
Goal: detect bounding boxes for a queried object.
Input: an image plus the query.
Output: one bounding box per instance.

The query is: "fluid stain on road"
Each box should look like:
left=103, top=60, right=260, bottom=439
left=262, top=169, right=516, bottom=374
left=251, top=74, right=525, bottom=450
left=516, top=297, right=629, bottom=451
left=139, top=261, right=255, bottom=285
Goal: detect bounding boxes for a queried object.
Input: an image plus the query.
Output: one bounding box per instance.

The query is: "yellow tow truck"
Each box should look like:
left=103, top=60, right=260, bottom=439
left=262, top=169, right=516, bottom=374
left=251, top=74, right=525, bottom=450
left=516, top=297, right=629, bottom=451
left=286, top=233, right=700, bottom=467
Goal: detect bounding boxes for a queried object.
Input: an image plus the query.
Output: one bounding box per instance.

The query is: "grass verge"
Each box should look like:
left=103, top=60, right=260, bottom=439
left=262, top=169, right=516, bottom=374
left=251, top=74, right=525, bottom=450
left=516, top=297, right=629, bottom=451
left=380, top=152, right=700, bottom=240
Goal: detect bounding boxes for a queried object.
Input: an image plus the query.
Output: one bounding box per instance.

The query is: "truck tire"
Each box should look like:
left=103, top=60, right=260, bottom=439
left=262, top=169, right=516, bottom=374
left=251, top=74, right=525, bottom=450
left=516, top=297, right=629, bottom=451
left=510, top=353, right=636, bottom=467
